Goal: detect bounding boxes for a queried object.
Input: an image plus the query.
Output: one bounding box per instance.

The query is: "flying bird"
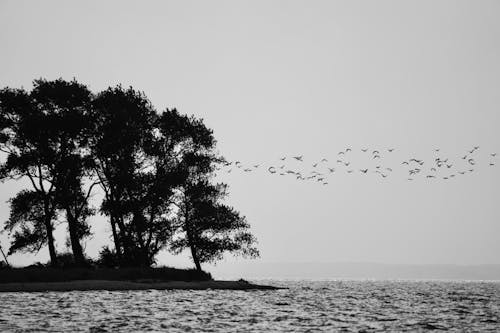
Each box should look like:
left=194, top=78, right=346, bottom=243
left=360, top=169, right=368, bottom=173
left=388, top=148, right=394, bottom=152
left=328, top=168, right=335, bottom=173
left=321, top=158, right=328, bottom=162
left=293, top=156, right=303, bottom=161
left=280, top=157, right=286, bottom=161
left=361, top=148, right=368, bottom=152
left=312, top=163, right=318, bottom=168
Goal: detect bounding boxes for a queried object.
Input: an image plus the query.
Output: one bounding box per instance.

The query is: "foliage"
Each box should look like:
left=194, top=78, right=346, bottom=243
left=0, top=78, right=259, bottom=269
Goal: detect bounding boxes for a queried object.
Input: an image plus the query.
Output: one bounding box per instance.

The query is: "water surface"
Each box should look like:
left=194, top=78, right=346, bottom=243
left=1, top=280, right=499, bottom=332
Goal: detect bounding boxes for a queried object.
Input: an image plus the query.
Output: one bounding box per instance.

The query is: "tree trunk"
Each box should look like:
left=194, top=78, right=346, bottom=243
left=43, top=201, right=58, bottom=267
left=46, top=220, right=58, bottom=267
left=110, top=215, right=122, bottom=258
left=66, top=210, right=86, bottom=266
left=190, top=244, right=202, bottom=272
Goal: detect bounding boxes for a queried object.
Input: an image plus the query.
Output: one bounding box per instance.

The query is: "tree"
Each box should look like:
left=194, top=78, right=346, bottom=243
left=172, top=179, right=259, bottom=272
left=90, top=85, right=160, bottom=265
left=0, top=79, right=95, bottom=266
left=29, top=78, right=95, bottom=266
left=0, top=86, right=60, bottom=265
left=3, top=190, right=56, bottom=256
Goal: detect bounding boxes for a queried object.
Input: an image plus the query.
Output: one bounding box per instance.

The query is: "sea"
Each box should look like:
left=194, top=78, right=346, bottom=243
left=1, top=280, right=499, bottom=332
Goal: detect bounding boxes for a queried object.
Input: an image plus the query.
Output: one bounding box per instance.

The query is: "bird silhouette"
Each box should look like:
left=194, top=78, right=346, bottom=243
left=360, top=169, right=368, bottom=173
left=345, top=148, right=352, bottom=153
left=491, top=153, right=497, bottom=157
left=328, top=168, right=335, bottom=173
left=321, top=158, right=328, bottom=162
left=388, top=148, right=394, bottom=152
left=268, top=167, right=276, bottom=174
left=312, top=163, right=318, bottom=167
left=280, top=157, right=286, bottom=161
left=293, top=156, right=303, bottom=161
left=361, top=148, right=368, bottom=152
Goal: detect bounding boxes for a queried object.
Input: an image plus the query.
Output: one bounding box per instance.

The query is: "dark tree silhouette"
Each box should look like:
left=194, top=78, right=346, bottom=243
left=172, top=179, right=259, bottom=272
left=30, top=79, right=95, bottom=266
left=0, top=79, right=95, bottom=266
left=90, top=85, right=162, bottom=265
left=3, top=190, right=55, bottom=256
left=0, top=86, right=60, bottom=265
left=1, top=78, right=260, bottom=269
left=163, top=110, right=259, bottom=271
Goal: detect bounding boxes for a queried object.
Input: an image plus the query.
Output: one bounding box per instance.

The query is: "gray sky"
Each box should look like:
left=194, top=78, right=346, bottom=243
left=1, top=0, right=499, bottom=276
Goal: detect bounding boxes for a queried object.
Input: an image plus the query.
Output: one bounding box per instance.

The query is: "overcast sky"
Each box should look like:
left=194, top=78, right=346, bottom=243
left=1, top=0, right=499, bottom=276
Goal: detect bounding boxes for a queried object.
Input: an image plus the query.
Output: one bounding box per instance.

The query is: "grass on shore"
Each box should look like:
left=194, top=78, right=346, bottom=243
left=0, top=266, right=212, bottom=284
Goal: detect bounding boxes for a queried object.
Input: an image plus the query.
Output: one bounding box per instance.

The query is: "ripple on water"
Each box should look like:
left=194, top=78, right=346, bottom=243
left=0, top=280, right=499, bottom=332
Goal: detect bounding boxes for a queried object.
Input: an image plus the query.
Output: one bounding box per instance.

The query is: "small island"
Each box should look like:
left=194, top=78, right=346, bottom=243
left=0, top=79, right=271, bottom=291
left=0, top=266, right=279, bottom=292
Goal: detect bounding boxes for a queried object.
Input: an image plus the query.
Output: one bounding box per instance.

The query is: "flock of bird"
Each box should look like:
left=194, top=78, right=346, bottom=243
left=215, top=147, right=497, bottom=185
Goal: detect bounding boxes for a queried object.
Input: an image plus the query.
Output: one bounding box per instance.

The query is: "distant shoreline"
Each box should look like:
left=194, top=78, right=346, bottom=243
left=0, top=279, right=281, bottom=292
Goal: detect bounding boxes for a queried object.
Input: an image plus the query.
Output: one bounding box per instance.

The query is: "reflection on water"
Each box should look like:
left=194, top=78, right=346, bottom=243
left=0, top=280, right=499, bottom=332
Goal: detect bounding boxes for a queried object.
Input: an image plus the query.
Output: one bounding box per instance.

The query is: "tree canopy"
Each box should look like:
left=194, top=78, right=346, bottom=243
left=0, top=78, right=259, bottom=269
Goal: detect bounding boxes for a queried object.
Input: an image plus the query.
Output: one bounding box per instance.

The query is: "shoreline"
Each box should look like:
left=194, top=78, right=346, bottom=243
left=0, top=279, right=282, bottom=292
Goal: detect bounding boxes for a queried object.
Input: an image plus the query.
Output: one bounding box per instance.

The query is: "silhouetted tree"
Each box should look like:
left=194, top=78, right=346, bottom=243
left=2, top=190, right=53, bottom=256
left=0, top=86, right=60, bottom=265
left=90, top=86, right=156, bottom=265
left=29, top=79, right=95, bottom=266
left=0, top=79, right=95, bottom=266
left=1, top=78, right=260, bottom=269
left=172, top=179, right=259, bottom=272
